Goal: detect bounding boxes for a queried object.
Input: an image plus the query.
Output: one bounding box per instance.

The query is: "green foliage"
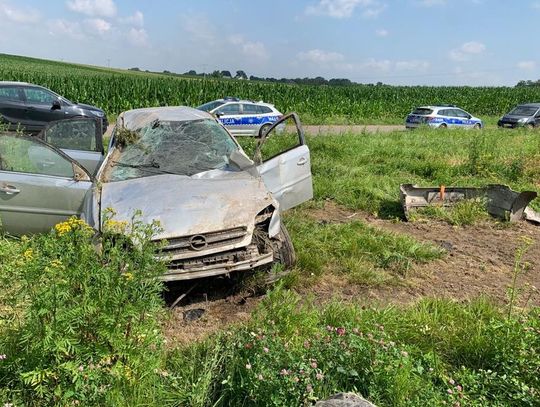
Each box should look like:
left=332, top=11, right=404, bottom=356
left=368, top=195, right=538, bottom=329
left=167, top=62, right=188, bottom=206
left=408, top=199, right=489, bottom=226
left=0, top=214, right=168, bottom=405
left=3, top=53, right=540, bottom=124
left=285, top=214, right=443, bottom=285
left=164, top=287, right=540, bottom=406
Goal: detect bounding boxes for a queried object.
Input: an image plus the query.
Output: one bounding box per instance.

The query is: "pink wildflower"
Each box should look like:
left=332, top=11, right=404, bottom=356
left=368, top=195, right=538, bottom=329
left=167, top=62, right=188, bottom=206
left=245, top=363, right=252, bottom=370
left=280, top=369, right=289, bottom=376
left=306, top=384, right=313, bottom=393
left=316, top=373, right=324, bottom=381
left=263, top=347, right=269, bottom=353
left=336, top=327, right=346, bottom=336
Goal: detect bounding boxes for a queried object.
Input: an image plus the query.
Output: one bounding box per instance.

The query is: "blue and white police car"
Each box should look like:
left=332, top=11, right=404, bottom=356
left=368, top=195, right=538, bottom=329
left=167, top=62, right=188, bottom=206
left=405, top=105, right=483, bottom=130
left=197, top=97, right=282, bottom=137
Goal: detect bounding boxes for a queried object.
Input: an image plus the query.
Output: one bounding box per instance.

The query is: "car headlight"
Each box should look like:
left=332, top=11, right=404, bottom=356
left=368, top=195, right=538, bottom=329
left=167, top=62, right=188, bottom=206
left=518, top=118, right=529, bottom=123
left=92, top=110, right=105, bottom=118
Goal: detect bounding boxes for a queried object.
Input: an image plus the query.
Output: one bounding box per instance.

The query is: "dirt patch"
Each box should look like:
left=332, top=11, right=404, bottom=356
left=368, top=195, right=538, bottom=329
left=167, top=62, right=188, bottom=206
left=163, top=200, right=540, bottom=345
left=305, top=200, right=540, bottom=307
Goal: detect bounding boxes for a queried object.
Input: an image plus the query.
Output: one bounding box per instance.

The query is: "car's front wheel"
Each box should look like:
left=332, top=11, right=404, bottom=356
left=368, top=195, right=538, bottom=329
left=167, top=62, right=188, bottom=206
left=439, top=123, right=448, bottom=129
left=473, top=123, right=481, bottom=129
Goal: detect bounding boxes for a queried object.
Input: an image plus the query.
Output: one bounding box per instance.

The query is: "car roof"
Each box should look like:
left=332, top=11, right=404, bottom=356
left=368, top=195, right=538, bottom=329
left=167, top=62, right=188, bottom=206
left=0, top=81, right=32, bottom=86
left=118, top=106, right=214, bottom=130
left=516, top=103, right=540, bottom=108
left=215, top=98, right=274, bottom=107
left=417, top=105, right=461, bottom=109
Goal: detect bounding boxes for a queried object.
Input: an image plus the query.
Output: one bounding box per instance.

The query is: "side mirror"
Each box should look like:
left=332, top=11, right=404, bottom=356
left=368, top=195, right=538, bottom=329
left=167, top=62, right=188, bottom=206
left=52, top=99, right=62, bottom=110
left=215, top=111, right=224, bottom=118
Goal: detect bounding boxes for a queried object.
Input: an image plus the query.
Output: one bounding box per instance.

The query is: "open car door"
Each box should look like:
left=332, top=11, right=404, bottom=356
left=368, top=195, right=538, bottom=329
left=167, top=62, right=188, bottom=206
left=39, top=118, right=104, bottom=176
left=253, top=113, right=313, bottom=211
left=0, top=133, right=94, bottom=235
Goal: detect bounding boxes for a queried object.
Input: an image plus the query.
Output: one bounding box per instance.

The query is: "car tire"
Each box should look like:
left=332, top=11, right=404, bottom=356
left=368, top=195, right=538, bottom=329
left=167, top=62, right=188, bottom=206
left=473, top=123, right=481, bottom=129
left=439, top=123, right=448, bottom=129
left=263, top=224, right=296, bottom=284
left=258, top=123, right=272, bottom=138
left=527, top=123, right=535, bottom=130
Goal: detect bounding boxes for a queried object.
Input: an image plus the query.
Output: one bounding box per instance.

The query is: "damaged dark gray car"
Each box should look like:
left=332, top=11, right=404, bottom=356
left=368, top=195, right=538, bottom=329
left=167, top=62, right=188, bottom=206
left=0, top=107, right=313, bottom=281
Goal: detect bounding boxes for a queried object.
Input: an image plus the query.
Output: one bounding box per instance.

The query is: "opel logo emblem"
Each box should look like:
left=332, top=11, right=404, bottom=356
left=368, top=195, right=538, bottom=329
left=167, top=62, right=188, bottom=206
left=189, top=235, right=207, bottom=251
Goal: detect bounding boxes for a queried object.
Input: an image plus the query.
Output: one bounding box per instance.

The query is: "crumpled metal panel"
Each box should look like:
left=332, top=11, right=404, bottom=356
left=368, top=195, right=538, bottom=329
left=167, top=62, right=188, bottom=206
left=117, top=106, right=212, bottom=130
left=100, top=170, right=274, bottom=241
left=400, top=183, right=540, bottom=224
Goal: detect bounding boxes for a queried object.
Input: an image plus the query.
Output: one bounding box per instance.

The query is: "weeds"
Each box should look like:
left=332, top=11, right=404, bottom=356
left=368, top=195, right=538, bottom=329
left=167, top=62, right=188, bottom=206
left=163, top=287, right=540, bottom=406
left=0, top=214, right=168, bottom=405
left=408, top=198, right=489, bottom=226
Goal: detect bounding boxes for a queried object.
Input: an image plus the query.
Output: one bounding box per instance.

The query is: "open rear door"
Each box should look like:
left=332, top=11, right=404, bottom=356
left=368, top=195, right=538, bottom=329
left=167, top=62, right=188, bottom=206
left=39, top=118, right=104, bottom=176
left=253, top=113, right=313, bottom=211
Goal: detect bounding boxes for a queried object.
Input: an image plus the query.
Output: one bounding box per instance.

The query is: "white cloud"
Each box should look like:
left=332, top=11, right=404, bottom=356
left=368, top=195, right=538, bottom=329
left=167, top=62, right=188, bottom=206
left=306, top=0, right=386, bottom=19
left=449, top=41, right=486, bottom=61
left=229, top=35, right=268, bottom=61
left=298, top=49, right=345, bottom=63
left=395, top=60, right=430, bottom=71
left=84, top=18, right=111, bottom=35
left=0, top=1, right=40, bottom=24
left=120, top=10, right=144, bottom=28
left=127, top=27, right=149, bottom=47
left=517, top=61, right=536, bottom=71
left=359, top=58, right=391, bottom=71
left=47, top=19, right=84, bottom=39
left=375, top=28, right=389, bottom=37
left=362, top=4, right=387, bottom=18
left=66, top=0, right=116, bottom=18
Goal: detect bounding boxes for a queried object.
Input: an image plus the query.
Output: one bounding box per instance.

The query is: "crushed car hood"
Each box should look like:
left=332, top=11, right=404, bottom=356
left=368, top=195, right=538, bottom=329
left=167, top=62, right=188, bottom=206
left=99, top=171, right=274, bottom=239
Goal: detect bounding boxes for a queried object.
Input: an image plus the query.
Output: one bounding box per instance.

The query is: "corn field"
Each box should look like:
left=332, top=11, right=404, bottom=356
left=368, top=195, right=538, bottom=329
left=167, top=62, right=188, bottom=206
left=2, top=53, right=540, bottom=123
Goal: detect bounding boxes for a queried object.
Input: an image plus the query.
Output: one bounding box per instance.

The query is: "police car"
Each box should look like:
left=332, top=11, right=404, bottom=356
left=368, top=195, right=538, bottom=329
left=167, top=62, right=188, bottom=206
left=405, top=105, right=483, bottom=130
left=197, top=97, right=282, bottom=137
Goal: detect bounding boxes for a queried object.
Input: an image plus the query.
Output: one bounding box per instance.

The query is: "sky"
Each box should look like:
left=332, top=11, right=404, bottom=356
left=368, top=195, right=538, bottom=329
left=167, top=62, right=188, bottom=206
left=1, top=0, right=539, bottom=86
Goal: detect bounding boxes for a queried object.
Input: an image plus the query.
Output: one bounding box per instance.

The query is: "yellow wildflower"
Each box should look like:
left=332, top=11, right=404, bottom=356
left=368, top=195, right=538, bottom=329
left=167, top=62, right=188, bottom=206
left=50, top=259, right=64, bottom=269
left=23, top=248, right=34, bottom=260
left=123, top=272, right=134, bottom=281
left=103, top=219, right=129, bottom=233
left=54, top=217, right=92, bottom=236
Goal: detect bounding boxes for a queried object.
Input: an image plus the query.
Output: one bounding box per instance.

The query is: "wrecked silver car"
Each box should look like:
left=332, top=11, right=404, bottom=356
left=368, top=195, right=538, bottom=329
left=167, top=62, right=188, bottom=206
left=0, top=107, right=313, bottom=281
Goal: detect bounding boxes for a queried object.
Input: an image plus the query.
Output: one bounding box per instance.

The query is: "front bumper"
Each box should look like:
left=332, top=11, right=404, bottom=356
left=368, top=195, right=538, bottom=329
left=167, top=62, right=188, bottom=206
left=160, top=243, right=274, bottom=281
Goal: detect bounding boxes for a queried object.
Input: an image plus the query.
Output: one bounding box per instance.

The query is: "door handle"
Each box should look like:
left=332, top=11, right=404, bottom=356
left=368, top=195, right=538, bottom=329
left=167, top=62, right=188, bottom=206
left=296, top=157, right=308, bottom=166
left=0, top=185, right=20, bottom=195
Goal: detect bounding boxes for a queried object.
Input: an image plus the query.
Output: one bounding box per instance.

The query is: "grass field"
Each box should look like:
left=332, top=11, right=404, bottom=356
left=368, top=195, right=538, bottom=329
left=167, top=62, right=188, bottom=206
left=2, top=53, right=540, bottom=124
left=1, top=126, right=539, bottom=405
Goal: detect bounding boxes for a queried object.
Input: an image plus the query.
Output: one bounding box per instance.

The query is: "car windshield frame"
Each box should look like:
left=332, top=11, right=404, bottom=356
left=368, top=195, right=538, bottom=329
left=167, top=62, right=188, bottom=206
left=509, top=106, right=539, bottom=117
left=103, top=118, right=240, bottom=182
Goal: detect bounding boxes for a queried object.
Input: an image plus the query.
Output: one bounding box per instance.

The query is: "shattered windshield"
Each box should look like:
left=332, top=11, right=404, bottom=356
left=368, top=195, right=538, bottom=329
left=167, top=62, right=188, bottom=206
left=105, top=119, right=239, bottom=182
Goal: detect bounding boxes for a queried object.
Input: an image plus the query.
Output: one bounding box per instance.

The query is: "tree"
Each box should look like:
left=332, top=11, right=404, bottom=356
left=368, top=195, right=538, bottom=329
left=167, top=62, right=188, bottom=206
left=210, top=70, right=222, bottom=78
left=220, top=70, right=232, bottom=78
left=128, top=67, right=141, bottom=71
left=184, top=70, right=198, bottom=76
left=235, top=70, right=248, bottom=80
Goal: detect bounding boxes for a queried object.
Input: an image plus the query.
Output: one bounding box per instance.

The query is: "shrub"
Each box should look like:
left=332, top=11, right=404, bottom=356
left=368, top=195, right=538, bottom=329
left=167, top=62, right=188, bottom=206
left=0, top=214, right=167, bottom=406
